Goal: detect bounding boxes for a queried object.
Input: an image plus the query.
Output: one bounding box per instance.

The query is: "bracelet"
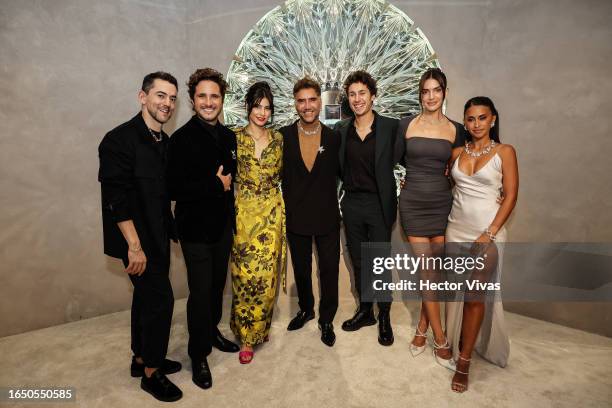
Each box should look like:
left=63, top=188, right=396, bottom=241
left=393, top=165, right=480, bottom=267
left=129, top=244, right=142, bottom=253
left=484, top=228, right=496, bottom=241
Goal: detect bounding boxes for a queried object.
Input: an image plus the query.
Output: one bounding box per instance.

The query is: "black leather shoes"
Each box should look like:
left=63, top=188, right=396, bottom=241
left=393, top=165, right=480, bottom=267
left=131, top=356, right=182, bottom=377
left=319, top=323, right=336, bottom=347
left=341, top=308, right=376, bottom=331
left=377, top=311, right=394, bottom=346
left=192, top=358, right=213, bottom=390
left=141, top=370, right=183, bottom=402
left=212, top=331, right=240, bottom=353
left=287, top=310, right=315, bottom=331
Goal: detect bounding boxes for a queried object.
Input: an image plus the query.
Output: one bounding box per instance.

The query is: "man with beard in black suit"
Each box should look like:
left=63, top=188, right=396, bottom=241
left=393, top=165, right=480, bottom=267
left=167, top=68, right=238, bottom=390
left=280, top=77, right=341, bottom=347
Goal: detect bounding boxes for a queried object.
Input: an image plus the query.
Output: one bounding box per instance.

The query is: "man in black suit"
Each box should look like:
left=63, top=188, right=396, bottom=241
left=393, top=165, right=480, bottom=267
left=167, top=68, right=238, bottom=390
left=98, top=72, right=182, bottom=402
left=281, top=77, right=341, bottom=347
left=335, top=71, right=398, bottom=346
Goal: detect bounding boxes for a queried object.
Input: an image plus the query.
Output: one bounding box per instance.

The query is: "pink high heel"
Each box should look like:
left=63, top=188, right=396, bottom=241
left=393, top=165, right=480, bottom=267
left=239, top=347, right=254, bottom=364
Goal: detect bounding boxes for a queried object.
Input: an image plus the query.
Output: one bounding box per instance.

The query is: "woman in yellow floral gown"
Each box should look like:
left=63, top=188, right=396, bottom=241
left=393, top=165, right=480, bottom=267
left=230, top=82, right=285, bottom=363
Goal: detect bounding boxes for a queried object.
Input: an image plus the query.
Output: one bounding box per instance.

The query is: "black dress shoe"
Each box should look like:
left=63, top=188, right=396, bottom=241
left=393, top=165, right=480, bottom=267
left=287, top=310, right=315, bottom=331
left=192, top=358, right=213, bottom=389
left=141, top=370, right=183, bottom=402
left=212, top=332, right=240, bottom=353
left=318, top=322, right=336, bottom=347
left=131, top=356, right=182, bottom=377
left=341, top=308, right=376, bottom=332
left=377, top=311, right=394, bottom=346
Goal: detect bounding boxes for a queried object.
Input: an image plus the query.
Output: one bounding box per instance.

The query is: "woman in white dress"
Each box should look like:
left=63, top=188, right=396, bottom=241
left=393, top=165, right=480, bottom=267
left=445, top=96, right=518, bottom=392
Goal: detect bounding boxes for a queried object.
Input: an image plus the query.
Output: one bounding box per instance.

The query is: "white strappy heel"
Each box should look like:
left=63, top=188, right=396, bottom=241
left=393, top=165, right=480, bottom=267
left=432, top=337, right=455, bottom=371
left=451, top=355, right=471, bottom=393
left=409, top=327, right=428, bottom=357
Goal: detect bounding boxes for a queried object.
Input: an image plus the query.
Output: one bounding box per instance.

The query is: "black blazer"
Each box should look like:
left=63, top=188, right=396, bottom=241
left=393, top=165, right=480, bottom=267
left=98, top=113, right=175, bottom=260
left=280, top=121, right=341, bottom=235
left=335, top=112, right=399, bottom=228
left=167, top=116, right=237, bottom=244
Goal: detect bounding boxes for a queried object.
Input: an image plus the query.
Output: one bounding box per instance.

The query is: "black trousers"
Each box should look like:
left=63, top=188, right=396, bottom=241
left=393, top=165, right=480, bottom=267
left=287, top=229, right=340, bottom=324
left=342, top=192, right=393, bottom=311
left=124, top=255, right=174, bottom=368
left=180, top=221, right=232, bottom=362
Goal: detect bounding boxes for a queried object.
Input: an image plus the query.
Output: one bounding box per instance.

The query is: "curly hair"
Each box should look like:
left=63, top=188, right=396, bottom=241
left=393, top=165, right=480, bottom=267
left=187, top=68, right=227, bottom=100
left=343, top=70, right=377, bottom=96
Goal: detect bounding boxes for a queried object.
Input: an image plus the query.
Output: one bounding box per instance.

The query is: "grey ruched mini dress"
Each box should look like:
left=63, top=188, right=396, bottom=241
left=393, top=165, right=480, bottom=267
left=394, top=115, right=465, bottom=237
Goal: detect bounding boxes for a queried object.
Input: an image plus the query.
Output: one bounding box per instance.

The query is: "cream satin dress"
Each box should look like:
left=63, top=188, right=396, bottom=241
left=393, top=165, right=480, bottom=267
left=445, top=151, right=510, bottom=368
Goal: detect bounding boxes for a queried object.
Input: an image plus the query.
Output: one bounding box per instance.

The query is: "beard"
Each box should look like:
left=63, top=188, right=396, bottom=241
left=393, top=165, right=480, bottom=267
left=147, top=104, right=171, bottom=124
left=298, top=111, right=319, bottom=124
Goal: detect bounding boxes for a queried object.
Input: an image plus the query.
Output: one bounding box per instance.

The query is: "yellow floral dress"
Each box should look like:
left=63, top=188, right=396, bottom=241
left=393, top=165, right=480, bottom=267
left=230, top=127, right=286, bottom=346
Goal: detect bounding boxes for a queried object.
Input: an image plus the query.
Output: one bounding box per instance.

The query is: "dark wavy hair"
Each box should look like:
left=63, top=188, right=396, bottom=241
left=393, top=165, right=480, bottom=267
left=418, top=67, right=447, bottom=107
left=343, top=70, right=377, bottom=96
left=245, top=81, right=274, bottom=120
left=141, top=71, right=178, bottom=93
left=464, top=96, right=501, bottom=143
left=187, top=68, right=227, bottom=100
left=293, top=77, right=321, bottom=96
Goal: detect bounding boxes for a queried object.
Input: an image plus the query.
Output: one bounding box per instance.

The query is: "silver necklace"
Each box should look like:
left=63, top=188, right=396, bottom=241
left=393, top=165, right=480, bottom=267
left=464, top=140, right=496, bottom=158
left=148, top=128, right=162, bottom=142
left=298, top=121, right=321, bottom=136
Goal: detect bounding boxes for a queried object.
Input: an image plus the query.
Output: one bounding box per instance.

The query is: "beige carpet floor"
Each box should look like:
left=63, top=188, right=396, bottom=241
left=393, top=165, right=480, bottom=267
left=1, top=297, right=611, bottom=408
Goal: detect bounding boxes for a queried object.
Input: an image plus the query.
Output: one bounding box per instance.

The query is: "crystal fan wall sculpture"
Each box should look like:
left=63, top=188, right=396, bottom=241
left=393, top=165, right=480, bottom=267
left=224, top=0, right=440, bottom=127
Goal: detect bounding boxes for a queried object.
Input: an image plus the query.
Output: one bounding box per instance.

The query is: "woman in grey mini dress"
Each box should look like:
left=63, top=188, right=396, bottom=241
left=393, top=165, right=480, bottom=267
left=394, top=68, right=465, bottom=369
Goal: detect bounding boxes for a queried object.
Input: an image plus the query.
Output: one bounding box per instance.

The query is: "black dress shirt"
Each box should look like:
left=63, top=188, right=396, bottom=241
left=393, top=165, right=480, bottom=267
left=343, top=117, right=378, bottom=193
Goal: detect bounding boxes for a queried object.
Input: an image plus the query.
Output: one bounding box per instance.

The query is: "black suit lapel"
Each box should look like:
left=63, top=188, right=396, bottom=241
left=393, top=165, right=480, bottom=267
left=309, top=125, right=332, bottom=176
left=287, top=122, right=304, bottom=172
left=338, top=122, right=348, bottom=172
left=374, top=114, right=389, bottom=167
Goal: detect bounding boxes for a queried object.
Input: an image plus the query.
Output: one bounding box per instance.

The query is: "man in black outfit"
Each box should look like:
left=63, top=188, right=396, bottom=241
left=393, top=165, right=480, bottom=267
left=98, top=72, right=182, bottom=402
left=167, top=68, right=238, bottom=390
left=335, top=71, right=398, bottom=346
left=281, top=77, right=341, bottom=347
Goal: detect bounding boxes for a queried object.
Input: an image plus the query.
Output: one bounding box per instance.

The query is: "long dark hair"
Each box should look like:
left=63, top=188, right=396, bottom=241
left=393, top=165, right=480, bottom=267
left=418, top=67, right=447, bottom=108
left=245, top=81, right=274, bottom=120
left=464, top=96, right=501, bottom=143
